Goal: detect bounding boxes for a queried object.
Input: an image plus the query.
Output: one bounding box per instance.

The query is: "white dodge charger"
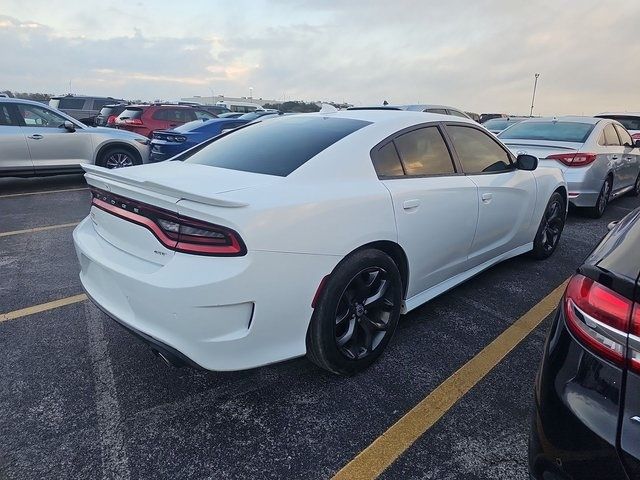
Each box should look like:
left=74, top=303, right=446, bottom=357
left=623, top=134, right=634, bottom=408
left=74, top=110, right=567, bottom=375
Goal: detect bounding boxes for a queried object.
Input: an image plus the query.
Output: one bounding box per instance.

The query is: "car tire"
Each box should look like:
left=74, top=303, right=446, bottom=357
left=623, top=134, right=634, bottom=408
left=629, top=174, right=640, bottom=197
left=97, top=146, right=141, bottom=169
left=584, top=176, right=612, bottom=218
left=306, top=249, right=403, bottom=375
left=530, top=192, right=566, bottom=260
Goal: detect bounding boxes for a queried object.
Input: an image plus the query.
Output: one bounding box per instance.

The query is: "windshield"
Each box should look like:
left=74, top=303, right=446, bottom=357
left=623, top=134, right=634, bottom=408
left=118, top=108, right=143, bottom=120
left=174, top=120, right=209, bottom=133
left=183, top=116, right=370, bottom=176
left=499, top=121, right=594, bottom=143
left=483, top=119, right=510, bottom=130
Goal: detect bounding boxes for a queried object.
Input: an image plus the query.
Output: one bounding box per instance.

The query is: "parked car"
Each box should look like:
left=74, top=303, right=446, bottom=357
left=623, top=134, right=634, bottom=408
left=349, top=105, right=472, bottom=119
left=148, top=111, right=283, bottom=162
left=74, top=110, right=566, bottom=374
left=499, top=117, right=640, bottom=217
left=480, top=113, right=506, bottom=124
left=94, top=104, right=129, bottom=127
left=465, top=112, right=481, bottom=122
left=200, top=105, right=232, bottom=116
left=0, top=98, right=150, bottom=177
left=49, top=95, right=125, bottom=125
left=483, top=116, right=528, bottom=135
left=115, top=104, right=217, bottom=138
left=529, top=206, right=640, bottom=480
left=596, top=112, right=640, bottom=141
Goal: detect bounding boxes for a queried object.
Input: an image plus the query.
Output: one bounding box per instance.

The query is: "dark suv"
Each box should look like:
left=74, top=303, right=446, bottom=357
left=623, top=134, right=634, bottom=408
left=115, top=104, right=217, bottom=138
left=49, top=95, right=125, bottom=125
left=95, top=104, right=129, bottom=127
left=529, top=207, right=640, bottom=480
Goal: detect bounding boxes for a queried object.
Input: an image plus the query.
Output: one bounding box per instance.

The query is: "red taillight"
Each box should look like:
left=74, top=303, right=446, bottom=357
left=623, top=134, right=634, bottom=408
left=632, top=133, right=640, bottom=141
left=90, top=188, right=246, bottom=256
left=564, top=274, right=636, bottom=368
left=106, top=115, right=117, bottom=126
left=547, top=153, right=597, bottom=167
left=124, top=118, right=143, bottom=125
left=631, top=304, right=640, bottom=373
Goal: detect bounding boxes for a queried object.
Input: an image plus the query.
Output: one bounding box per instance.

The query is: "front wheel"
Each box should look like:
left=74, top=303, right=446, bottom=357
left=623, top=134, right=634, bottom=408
left=530, top=192, right=565, bottom=260
left=306, top=249, right=402, bottom=375
left=629, top=173, right=640, bottom=197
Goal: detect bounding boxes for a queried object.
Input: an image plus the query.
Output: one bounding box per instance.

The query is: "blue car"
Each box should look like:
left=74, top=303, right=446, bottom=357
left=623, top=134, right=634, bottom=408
left=149, top=111, right=281, bottom=162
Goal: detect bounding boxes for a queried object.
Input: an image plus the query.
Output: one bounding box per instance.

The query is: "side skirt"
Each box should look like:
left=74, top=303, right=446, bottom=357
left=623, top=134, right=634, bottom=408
left=402, top=242, right=533, bottom=314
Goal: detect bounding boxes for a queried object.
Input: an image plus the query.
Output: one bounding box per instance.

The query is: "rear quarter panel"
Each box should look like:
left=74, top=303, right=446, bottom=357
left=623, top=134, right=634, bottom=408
left=531, top=165, right=567, bottom=235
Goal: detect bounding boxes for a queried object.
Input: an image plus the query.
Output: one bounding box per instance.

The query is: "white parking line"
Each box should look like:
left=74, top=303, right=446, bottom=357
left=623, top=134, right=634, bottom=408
left=0, top=187, right=88, bottom=199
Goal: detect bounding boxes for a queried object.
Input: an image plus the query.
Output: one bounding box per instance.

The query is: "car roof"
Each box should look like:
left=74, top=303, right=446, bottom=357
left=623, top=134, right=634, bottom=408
left=317, top=109, right=476, bottom=128
left=596, top=112, right=640, bottom=118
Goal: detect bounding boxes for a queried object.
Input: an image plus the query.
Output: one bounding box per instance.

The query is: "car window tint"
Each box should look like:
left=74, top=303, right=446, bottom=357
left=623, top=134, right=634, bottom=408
left=57, top=98, right=86, bottom=110
left=603, top=123, right=621, bottom=146
left=119, top=108, right=143, bottom=120
left=194, top=109, right=215, bottom=121
left=448, top=125, right=511, bottom=173
left=448, top=109, right=468, bottom=118
left=373, top=142, right=404, bottom=177
left=425, top=108, right=448, bottom=114
left=0, top=105, right=14, bottom=125
left=152, top=109, right=168, bottom=121
left=614, top=124, right=633, bottom=146
left=168, top=109, right=190, bottom=123
left=394, top=127, right=455, bottom=176
left=499, top=121, right=594, bottom=143
left=598, top=115, right=640, bottom=131
left=92, top=99, right=115, bottom=110
left=17, top=104, right=67, bottom=128
left=184, top=116, right=370, bottom=176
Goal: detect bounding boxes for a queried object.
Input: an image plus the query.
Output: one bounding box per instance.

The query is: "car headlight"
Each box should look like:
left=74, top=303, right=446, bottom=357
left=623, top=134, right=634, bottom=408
left=134, top=138, right=150, bottom=146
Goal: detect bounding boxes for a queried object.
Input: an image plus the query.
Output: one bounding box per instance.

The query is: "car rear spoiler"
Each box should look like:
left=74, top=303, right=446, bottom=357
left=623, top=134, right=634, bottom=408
left=81, top=164, right=249, bottom=208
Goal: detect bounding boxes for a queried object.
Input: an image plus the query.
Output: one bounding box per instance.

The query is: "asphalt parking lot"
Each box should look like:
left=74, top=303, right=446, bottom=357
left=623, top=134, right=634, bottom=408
left=1, top=174, right=639, bottom=480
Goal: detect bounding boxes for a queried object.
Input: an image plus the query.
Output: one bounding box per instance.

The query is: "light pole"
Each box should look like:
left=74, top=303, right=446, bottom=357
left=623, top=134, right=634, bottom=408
left=530, top=73, right=540, bottom=117
left=249, top=87, right=253, bottom=99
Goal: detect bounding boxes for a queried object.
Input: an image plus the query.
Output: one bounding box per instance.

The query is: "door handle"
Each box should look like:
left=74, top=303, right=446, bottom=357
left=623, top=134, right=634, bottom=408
left=403, top=199, right=420, bottom=210
left=28, top=134, right=43, bottom=140
left=611, top=155, right=619, bottom=160
left=481, top=192, right=493, bottom=203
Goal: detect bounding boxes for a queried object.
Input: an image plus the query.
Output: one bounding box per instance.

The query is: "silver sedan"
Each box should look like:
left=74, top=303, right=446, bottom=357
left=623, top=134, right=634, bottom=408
left=0, top=98, right=150, bottom=177
left=499, top=116, right=640, bottom=217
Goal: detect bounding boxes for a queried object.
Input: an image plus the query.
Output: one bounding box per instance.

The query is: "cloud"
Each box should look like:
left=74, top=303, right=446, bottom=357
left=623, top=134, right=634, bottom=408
left=1, top=0, right=639, bottom=114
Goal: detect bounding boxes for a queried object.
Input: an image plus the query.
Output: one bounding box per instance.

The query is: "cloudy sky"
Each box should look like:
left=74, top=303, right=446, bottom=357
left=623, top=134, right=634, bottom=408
left=1, top=0, right=639, bottom=115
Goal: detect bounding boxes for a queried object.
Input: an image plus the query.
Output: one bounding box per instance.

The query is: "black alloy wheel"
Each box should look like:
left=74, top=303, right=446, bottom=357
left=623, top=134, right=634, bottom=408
left=586, top=177, right=612, bottom=218
left=531, top=192, right=565, bottom=259
left=306, top=249, right=402, bottom=375
left=334, top=267, right=395, bottom=360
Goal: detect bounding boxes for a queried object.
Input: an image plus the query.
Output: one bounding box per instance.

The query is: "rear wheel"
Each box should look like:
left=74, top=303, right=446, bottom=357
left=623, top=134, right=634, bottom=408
left=584, top=176, right=611, bottom=218
left=531, top=192, right=565, bottom=260
left=97, top=146, right=141, bottom=169
left=306, top=249, right=402, bottom=375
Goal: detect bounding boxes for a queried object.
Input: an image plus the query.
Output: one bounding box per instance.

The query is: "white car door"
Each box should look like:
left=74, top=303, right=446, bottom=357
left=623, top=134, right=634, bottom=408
left=16, top=103, right=94, bottom=173
left=373, top=125, right=479, bottom=298
left=444, top=124, right=537, bottom=267
left=0, top=103, right=33, bottom=175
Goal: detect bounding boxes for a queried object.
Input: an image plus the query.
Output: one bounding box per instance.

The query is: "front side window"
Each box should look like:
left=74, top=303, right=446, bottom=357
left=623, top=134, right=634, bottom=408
left=393, top=127, right=455, bottom=176
left=614, top=124, right=633, bottom=146
left=184, top=116, right=370, bottom=176
left=372, top=142, right=404, bottom=177
left=448, top=125, right=512, bottom=173
left=602, top=123, right=621, bottom=146
left=17, top=104, right=67, bottom=128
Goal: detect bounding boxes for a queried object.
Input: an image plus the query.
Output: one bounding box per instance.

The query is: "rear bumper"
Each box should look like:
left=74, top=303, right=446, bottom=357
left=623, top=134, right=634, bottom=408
left=73, top=216, right=340, bottom=371
left=538, top=160, right=605, bottom=207
left=528, top=307, right=628, bottom=480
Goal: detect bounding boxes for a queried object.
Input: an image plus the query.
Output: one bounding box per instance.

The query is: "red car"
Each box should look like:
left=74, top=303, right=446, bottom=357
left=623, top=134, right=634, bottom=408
left=115, top=104, right=217, bottom=138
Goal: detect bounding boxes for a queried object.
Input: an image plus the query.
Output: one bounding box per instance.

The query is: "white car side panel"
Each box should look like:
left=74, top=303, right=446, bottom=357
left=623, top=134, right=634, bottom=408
left=382, top=176, right=478, bottom=297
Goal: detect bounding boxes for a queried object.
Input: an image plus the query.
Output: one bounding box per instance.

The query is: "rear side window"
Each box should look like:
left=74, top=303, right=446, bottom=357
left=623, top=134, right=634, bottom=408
left=614, top=124, right=633, bottom=146
left=0, top=105, right=15, bottom=125
left=602, top=123, right=621, bottom=146
left=448, top=125, right=512, bottom=174
left=425, top=108, right=448, bottom=115
left=57, top=98, right=86, bottom=110
left=119, top=108, right=143, bottom=120
left=92, top=99, right=115, bottom=110
left=372, top=142, right=404, bottom=177
left=184, top=116, right=370, bottom=176
left=499, top=121, right=594, bottom=143
left=448, top=109, right=468, bottom=118
left=394, top=127, right=455, bottom=176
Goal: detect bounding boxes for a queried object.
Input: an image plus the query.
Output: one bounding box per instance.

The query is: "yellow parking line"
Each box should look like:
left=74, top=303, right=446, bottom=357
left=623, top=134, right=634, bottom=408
left=332, top=279, right=569, bottom=480
left=0, top=222, right=80, bottom=238
left=0, top=294, right=87, bottom=323
left=0, top=187, right=88, bottom=198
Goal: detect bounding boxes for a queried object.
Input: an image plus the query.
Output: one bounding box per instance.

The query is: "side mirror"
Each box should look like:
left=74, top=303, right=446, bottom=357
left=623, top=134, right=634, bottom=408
left=516, top=154, right=538, bottom=171
left=63, top=120, right=76, bottom=132
left=607, top=220, right=619, bottom=231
